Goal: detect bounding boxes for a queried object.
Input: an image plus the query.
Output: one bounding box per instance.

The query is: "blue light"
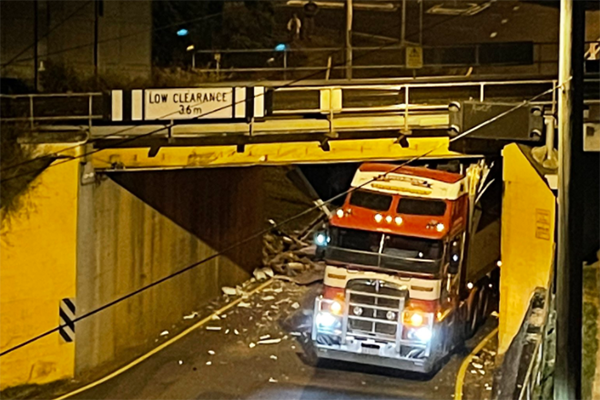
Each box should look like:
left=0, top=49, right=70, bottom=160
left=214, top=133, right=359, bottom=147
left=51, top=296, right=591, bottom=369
left=315, top=233, right=328, bottom=246
left=274, top=43, right=287, bottom=52
left=177, top=29, right=189, bottom=37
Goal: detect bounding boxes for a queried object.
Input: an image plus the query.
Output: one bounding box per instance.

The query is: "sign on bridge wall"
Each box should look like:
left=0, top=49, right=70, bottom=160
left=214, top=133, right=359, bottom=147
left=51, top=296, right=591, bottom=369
left=110, top=87, right=265, bottom=122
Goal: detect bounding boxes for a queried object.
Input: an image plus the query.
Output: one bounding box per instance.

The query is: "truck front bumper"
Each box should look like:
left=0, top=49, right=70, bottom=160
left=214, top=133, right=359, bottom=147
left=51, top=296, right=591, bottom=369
left=314, top=343, right=435, bottom=373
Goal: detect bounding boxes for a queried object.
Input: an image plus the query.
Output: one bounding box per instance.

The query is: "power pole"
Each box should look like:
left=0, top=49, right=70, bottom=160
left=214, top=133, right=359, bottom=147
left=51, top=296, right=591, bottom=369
left=401, top=0, right=407, bottom=45
left=34, top=0, right=39, bottom=92
left=555, top=0, right=585, bottom=398
left=345, top=0, right=352, bottom=80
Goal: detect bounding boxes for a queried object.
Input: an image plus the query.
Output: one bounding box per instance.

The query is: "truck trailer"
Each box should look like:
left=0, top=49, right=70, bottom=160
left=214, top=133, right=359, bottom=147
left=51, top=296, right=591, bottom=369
left=311, top=160, right=500, bottom=373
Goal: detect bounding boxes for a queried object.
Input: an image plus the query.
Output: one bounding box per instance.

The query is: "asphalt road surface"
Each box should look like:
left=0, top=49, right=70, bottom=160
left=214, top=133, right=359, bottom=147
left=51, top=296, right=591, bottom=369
left=71, top=279, right=497, bottom=400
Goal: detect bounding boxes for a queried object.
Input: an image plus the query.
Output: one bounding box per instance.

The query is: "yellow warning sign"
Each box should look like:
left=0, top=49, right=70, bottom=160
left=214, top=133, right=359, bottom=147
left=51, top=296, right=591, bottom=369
left=406, top=46, right=423, bottom=69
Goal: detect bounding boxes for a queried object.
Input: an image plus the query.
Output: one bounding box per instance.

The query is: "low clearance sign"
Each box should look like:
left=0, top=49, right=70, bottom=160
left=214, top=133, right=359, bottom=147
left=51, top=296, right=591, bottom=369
left=145, top=88, right=234, bottom=120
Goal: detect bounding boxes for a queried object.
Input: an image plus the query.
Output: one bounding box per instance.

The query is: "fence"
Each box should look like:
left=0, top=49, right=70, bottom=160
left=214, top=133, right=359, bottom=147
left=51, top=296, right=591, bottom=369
left=494, top=288, right=555, bottom=400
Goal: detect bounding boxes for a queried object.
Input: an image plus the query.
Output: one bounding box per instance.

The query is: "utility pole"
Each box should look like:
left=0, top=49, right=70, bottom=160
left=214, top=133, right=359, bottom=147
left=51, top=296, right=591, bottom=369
left=345, top=0, right=352, bottom=80
left=555, top=0, right=585, bottom=398
left=34, top=0, right=39, bottom=92
left=401, top=0, right=407, bottom=45
left=93, top=0, right=100, bottom=80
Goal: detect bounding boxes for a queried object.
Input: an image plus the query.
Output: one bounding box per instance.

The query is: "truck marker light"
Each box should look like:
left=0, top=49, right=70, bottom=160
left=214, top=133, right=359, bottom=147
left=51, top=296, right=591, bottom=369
left=374, top=214, right=383, bottom=223
left=336, top=209, right=345, bottom=218
left=395, top=216, right=403, bottom=225
left=330, top=301, right=343, bottom=315
left=467, top=282, right=474, bottom=290
left=496, top=260, right=502, bottom=267
left=385, top=215, right=393, bottom=223
left=452, top=254, right=459, bottom=262
left=436, top=223, right=445, bottom=232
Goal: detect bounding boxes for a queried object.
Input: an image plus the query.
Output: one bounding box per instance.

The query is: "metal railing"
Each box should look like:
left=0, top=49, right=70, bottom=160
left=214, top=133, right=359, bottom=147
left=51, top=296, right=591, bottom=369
left=495, top=288, right=553, bottom=400
left=0, top=92, right=103, bottom=129
left=0, top=80, right=561, bottom=132
left=188, top=42, right=600, bottom=80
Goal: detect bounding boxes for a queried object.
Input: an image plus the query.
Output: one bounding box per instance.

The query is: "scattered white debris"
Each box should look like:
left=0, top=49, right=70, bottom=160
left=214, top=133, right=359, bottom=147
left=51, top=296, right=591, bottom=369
left=183, top=312, right=199, bottom=320
left=486, top=386, right=492, bottom=391
left=260, top=334, right=271, bottom=340
left=470, top=370, right=477, bottom=374
left=276, top=298, right=291, bottom=305
left=472, top=362, right=483, bottom=369
left=237, top=301, right=252, bottom=308
left=206, top=326, right=222, bottom=331
left=249, top=342, right=256, bottom=348
left=211, top=314, right=221, bottom=321
left=291, top=302, right=300, bottom=309
left=160, top=330, right=169, bottom=336
left=220, top=314, right=227, bottom=319
left=225, top=329, right=230, bottom=334
left=222, top=286, right=237, bottom=296
left=206, top=361, right=212, bottom=366
left=262, top=296, right=275, bottom=301
left=490, top=32, right=498, bottom=38
left=478, top=370, right=486, bottom=375
left=234, top=329, right=240, bottom=335
left=501, top=18, right=508, bottom=24
left=178, top=360, right=183, bottom=365
left=491, top=311, right=499, bottom=318
left=270, top=355, right=278, bottom=360
left=361, top=381, right=366, bottom=386
left=268, top=377, right=278, bottom=383
left=287, top=262, right=305, bottom=271
left=290, top=332, right=302, bottom=337
left=291, top=345, right=296, bottom=350
left=273, top=287, right=283, bottom=293
left=208, top=350, right=215, bottom=355
left=258, top=338, right=282, bottom=345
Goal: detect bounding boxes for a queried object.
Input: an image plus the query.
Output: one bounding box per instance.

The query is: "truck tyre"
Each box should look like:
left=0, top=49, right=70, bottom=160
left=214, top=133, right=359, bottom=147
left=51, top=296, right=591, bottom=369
left=477, top=282, right=490, bottom=324
left=467, top=288, right=479, bottom=338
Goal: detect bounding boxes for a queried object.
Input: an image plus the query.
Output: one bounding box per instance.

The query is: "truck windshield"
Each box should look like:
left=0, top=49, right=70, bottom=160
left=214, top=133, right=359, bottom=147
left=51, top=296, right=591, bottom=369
left=397, top=197, right=447, bottom=216
left=326, top=227, right=442, bottom=275
left=349, top=190, right=393, bottom=211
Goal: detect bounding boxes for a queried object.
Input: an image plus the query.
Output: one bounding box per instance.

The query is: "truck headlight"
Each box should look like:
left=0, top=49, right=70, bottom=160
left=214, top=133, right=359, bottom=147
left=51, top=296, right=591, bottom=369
left=414, top=327, right=432, bottom=343
left=386, top=311, right=396, bottom=321
left=353, top=306, right=363, bottom=316
left=315, top=232, right=328, bottom=246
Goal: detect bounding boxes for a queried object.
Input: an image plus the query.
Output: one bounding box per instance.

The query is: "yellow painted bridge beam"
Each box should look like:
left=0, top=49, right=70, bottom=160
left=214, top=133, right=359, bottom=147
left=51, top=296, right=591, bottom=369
left=91, top=137, right=462, bottom=170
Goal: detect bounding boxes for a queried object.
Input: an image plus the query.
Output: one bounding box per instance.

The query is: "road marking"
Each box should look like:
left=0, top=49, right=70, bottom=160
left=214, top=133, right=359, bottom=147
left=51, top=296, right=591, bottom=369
left=54, top=279, right=273, bottom=400
left=454, top=327, right=498, bottom=400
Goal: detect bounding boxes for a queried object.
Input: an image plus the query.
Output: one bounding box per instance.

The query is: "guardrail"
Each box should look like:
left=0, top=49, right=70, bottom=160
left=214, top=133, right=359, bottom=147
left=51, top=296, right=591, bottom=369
left=1, top=80, right=560, bottom=130
left=189, top=41, right=599, bottom=80
left=494, top=288, right=554, bottom=400
left=0, top=92, right=103, bottom=129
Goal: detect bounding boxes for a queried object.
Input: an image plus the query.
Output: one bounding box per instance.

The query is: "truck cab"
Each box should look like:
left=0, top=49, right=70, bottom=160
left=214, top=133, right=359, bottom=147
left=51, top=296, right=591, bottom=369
left=311, top=162, right=498, bottom=373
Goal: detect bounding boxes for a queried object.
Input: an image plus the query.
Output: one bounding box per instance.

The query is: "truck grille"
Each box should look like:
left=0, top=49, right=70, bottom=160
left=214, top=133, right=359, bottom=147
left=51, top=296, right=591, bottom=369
left=344, top=279, right=408, bottom=340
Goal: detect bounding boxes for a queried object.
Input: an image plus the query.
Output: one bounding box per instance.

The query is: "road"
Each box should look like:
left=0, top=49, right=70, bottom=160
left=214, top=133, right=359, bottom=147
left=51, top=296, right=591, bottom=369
left=69, top=279, right=496, bottom=400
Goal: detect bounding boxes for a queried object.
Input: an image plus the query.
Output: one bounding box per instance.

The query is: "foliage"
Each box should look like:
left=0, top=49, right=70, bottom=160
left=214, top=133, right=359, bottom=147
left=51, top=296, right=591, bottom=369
left=583, top=300, right=598, bottom=400
left=0, top=124, right=51, bottom=215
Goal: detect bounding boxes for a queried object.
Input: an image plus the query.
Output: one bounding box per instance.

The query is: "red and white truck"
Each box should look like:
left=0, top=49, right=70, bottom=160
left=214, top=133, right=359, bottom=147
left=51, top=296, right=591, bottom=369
left=311, top=161, right=500, bottom=373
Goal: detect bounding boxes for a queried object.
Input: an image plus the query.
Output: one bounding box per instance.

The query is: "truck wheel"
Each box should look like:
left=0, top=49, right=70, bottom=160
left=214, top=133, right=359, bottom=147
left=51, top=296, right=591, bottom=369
left=467, top=289, right=479, bottom=338
left=477, top=283, right=490, bottom=323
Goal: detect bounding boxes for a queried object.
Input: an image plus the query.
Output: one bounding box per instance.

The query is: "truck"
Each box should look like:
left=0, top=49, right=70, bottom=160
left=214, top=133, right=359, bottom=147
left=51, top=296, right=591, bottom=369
left=311, top=160, right=500, bottom=374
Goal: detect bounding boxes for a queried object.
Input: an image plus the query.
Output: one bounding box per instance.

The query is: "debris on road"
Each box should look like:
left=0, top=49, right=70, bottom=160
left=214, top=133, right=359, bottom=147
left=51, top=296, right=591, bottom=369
left=206, top=361, right=212, bottom=366
left=237, top=301, right=252, bottom=308
left=206, top=326, right=222, bottom=331
left=268, top=377, right=278, bottom=383
left=221, top=286, right=237, bottom=296
left=234, top=329, right=240, bottom=335
left=270, top=355, right=278, bottom=360
left=260, top=334, right=271, bottom=340
left=178, top=360, right=183, bottom=365
left=160, top=330, right=169, bottom=336
left=249, top=342, right=256, bottom=348
left=208, top=350, right=215, bottom=355
left=291, top=302, right=300, bottom=309
left=258, top=338, right=282, bottom=345
left=183, top=312, right=199, bottom=320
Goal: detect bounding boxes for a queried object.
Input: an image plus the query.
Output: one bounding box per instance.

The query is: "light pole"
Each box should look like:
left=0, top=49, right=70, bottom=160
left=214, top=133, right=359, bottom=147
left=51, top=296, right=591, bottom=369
left=555, top=0, right=585, bottom=398
left=345, top=0, right=353, bottom=80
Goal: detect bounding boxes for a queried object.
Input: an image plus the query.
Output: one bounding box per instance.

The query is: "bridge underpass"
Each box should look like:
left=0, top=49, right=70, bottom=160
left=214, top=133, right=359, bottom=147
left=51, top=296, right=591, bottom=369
left=2, top=77, right=597, bottom=398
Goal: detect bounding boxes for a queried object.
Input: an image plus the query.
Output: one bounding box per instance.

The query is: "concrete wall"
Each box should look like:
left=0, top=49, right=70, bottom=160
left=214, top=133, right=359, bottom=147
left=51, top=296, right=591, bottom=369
left=498, top=144, right=556, bottom=354
left=0, top=0, right=151, bottom=85
left=75, top=167, right=264, bottom=376
left=0, top=149, right=80, bottom=390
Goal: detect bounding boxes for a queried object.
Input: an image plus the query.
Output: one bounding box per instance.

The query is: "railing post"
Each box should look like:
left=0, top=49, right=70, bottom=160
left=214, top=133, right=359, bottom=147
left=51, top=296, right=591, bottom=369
left=480, top=83, right=485, bottom=102
left=403, top=85, right=409, bottom=133
left=88, top=94, right=93, bottom=130
left=29, top=94, right=34, bottom=129
left=283, top=49, right=288, bottom=80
